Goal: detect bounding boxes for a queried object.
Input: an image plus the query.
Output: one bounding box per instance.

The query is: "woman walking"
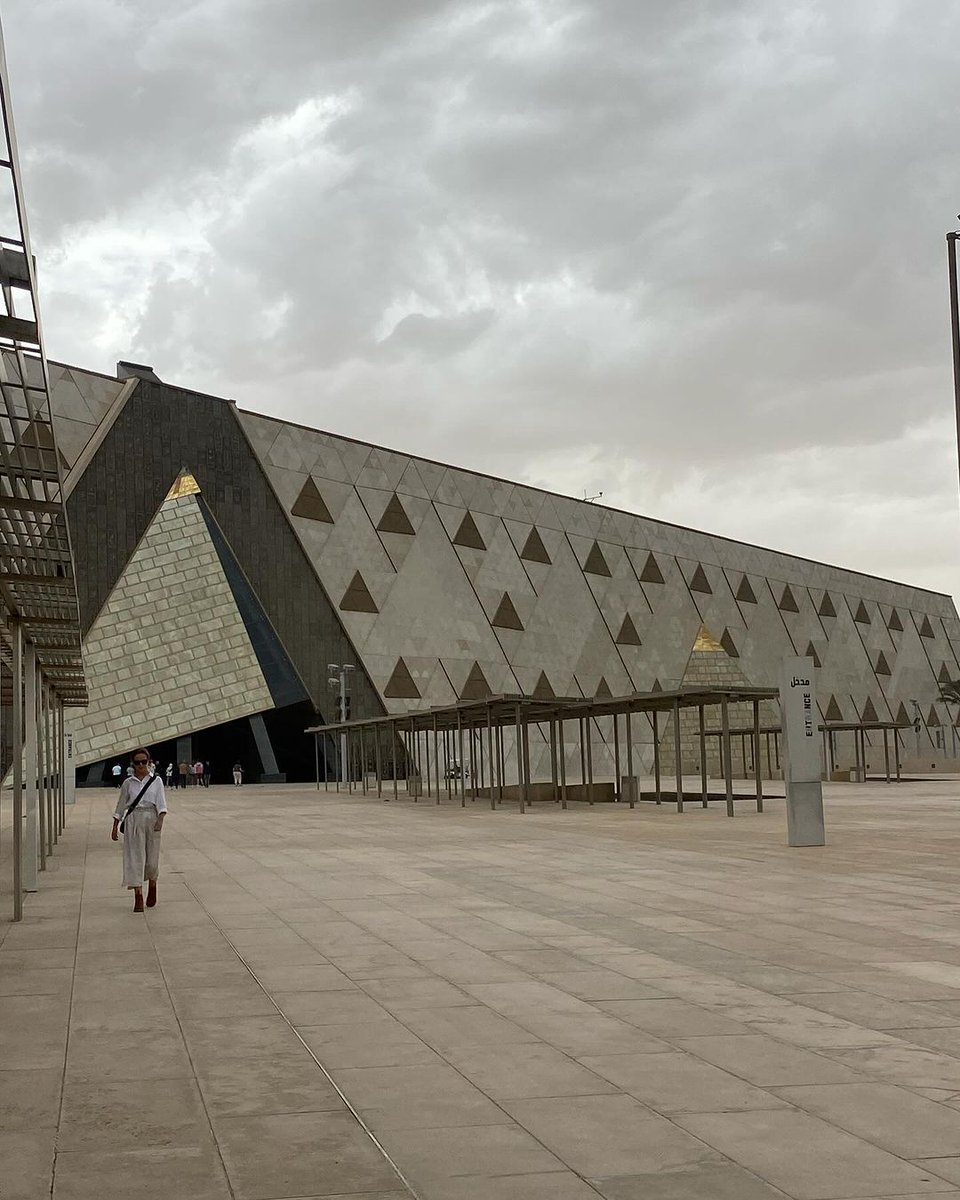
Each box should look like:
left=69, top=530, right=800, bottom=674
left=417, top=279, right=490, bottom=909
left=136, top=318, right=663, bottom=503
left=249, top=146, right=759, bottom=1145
left=111, top=747, right=167, bottom=912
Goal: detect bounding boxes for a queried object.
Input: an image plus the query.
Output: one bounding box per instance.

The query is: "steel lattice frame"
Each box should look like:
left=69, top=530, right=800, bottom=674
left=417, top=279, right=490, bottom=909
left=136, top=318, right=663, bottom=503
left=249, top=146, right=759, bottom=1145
left=0, top=23, right=85, bottom=706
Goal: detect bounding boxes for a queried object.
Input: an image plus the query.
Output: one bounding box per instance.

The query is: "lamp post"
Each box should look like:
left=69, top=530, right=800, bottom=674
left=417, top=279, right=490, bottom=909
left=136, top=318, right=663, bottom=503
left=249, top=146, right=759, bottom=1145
left=327, top=663, right=354, bottom=787
left=946, top=227, right=960, bottom=501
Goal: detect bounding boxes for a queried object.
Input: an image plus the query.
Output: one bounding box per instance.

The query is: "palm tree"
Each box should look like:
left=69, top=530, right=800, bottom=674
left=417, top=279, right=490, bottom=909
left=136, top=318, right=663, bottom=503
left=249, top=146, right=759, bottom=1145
left=940, top=680, right=960, bottom=707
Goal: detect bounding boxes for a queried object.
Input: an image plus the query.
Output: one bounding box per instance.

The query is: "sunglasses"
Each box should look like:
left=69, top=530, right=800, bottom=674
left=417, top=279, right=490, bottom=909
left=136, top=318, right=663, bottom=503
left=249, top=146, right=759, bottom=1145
left=133, top=758, right=149, bottom=765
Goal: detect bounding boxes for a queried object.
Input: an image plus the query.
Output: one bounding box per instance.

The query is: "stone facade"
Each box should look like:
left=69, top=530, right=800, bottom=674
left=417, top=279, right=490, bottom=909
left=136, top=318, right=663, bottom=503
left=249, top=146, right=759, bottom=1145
left=71, top=488, right=273, bottom=764
left=49, top=361, right=960, bottom=779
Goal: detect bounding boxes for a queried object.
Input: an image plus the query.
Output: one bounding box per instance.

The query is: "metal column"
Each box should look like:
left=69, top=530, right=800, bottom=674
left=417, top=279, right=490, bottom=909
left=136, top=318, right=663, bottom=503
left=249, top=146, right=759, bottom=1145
left=652, top=710, right=662, bottom=805
left=721, top=696, right=734, bottom=817
left=11, top=617, right=23, bottom=921
left=673, top=700, right=683, bottom=813
left=23, top=641, right=38, bottom=889
left=753, top=698, right=763, bottom=813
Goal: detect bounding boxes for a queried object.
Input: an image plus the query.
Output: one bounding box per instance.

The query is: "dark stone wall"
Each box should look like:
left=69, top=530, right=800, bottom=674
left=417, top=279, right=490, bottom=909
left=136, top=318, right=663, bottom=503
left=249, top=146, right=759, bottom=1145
left=66, top=380, right=384, bottom=722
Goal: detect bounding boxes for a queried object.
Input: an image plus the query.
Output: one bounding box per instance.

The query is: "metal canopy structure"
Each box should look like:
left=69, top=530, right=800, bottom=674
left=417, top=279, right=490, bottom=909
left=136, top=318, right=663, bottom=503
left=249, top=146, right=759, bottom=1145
left=0, top=32, right=85, bottom=706
left=0, top=18, right=85, bottom=921
left=307, top=685, right=781, bottom=816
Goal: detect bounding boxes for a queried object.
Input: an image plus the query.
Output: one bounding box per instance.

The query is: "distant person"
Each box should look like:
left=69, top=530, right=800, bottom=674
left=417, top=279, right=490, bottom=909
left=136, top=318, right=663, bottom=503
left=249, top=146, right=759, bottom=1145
left=232, top=762, right=243, bottom=786
left=111, top=747, right=167, bottom=912
left=165, top=762, right=173, bottom=788
left=111, top=763, right=122, bottom=787
left=125, top=764, right=134, bottom=778
left=178, top=761, right=189, bottom=789
left=192, top=760, right=204, bottom=787
left=203, top=761, right=211, bottom=788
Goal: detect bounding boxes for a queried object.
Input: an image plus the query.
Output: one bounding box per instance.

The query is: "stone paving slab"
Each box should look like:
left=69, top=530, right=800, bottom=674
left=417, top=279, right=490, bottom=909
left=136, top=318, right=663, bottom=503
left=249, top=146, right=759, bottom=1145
left=8, top=781, right=960, bottom=1195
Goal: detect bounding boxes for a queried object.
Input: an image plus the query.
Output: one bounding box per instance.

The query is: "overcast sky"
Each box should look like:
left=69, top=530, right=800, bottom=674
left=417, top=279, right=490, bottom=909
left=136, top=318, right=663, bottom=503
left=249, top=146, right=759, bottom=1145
left=4, top=1, right=959, bottom=602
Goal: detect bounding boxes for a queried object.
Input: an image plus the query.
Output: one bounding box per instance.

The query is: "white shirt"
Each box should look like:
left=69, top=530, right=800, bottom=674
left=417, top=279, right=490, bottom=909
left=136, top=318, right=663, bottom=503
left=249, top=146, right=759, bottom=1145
left=114, top=772, right=168, bottom=820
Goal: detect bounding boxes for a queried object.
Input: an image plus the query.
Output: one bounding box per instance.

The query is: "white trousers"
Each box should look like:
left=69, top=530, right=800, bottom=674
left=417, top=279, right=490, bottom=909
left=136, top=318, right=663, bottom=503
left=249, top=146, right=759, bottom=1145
left=121, top=806, right=161, bottom=889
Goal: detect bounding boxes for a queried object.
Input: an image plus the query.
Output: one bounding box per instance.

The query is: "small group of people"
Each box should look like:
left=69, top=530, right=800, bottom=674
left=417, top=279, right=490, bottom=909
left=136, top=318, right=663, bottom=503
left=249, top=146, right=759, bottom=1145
left=166, top=760, right=211, bottom=788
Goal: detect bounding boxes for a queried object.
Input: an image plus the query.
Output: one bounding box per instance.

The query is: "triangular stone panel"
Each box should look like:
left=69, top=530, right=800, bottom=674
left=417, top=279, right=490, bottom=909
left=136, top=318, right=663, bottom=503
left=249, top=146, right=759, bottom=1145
left=720, top=628, right=739, bottom=658
left=460, top=661, right=492, bottom=700
left=928, top=705, right=941, bottom=727
left=888, top=608, right=904, bottom=632
left=377, top=493, right=415, bottom=536
left=491, top=592, right=524, bottom=631
left=595, top=676, right=612, bottom=698
left=895, top=702, right=910, bottom=724
left=818, top=592, right=837, bottom=619
left=383, top=657, right=421, bottom=699
left=919, top=615, right=935, bottom=639
left=939, top=662, right=952, bottom=684
left=520, top=527, right=551, bottom=565
left=861, top=697, right=879, bottom=722
left=615, top=613, right=642, bottom=646
left=824, top=695, right=844, bottom=722
left=805, top=642, right=822, bottom=669
left=532, top=670, right=555, bottom=700
left=778, top=585, right=800, bottom=613
left=689, top=564, right=712, bottom=594
left=639, top=552, right=665, bottom=585
left=854, top=600, right=871, bottom=625
left=651, top=678, right=663, bottom=692
left=291, top=476, right=334, bottom=523
left=583, top=541, right=612, bottom=577
left=735, top=576, right=758, bottom=604
left=876, top=652, right=892, bottom=676
left=339, top=571, right=378, bottom=614
left=453, top=511, right=486, bottom=550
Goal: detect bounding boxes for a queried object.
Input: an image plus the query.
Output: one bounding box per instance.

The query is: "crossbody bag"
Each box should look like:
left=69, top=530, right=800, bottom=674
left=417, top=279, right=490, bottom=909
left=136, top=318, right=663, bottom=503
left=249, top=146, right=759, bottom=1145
left=118, top=774, right=158, bottom=833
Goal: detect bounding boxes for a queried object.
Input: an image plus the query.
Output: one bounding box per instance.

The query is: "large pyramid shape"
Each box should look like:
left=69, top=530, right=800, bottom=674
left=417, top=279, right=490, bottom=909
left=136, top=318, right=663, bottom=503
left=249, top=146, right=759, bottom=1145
left=72, top=487, right=274, bottom=764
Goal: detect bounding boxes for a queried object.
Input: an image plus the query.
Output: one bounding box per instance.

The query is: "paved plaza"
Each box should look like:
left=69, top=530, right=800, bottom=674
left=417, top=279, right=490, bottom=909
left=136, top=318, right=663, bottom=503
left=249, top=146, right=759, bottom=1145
left=8, top=783, right=960, bottom=1197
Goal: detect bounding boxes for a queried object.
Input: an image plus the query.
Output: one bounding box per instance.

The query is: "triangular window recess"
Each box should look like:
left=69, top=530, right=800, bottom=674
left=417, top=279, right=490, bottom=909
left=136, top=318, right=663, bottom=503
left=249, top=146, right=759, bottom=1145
left=639, top=552, right=665, bottom=585
left=735, top=575, right=757, bottom=604
left=861, top=697, right=879, bottom=723
left=595, top=676, right=613, bottom=698
left=338, top=570, right=378, bottom=613
left=919, top=615, right=936, bottom=639
left=805, top=642, right=822, bottom=669
left=720, top=628, right=739, bottom=658
left=291, top=477, right=334, bottom=523
left=888, top=608, right=904, bottom=632
left=377, top=493, right=415, bottom=536
left=491, top=592, right=524, bottom=631
left=875, top=652, right=892, bottom=676
left=583, top=540, right=611, bottom=577
left=532, top=670, right=555, bottom=699
left=520, top=527, right=551, bottom=565
left=939, top=662, right=953, bottom=684
left=818, top=591, right=837, bottom=619
left=651, top=678, right=663, bottom=693
left=778, top=585, right=800, bottom=613
left=895, top=702, right=910, bottom=724
left=694, top=624, right=724, bottom=652
left=453, top=511, right=486, bottom=550
left=854, top=600, right=871, bottom=625
left=383, top=658, right=420, bottom=699
left=460, top=661, right=491, bottom=700
left=824, top=695, right=844, bottom=722
left=615, top=613, right=642, bottom=646
left=928, top=705, right=941, bottom=727
left=689, top=564, right=712, bottom=594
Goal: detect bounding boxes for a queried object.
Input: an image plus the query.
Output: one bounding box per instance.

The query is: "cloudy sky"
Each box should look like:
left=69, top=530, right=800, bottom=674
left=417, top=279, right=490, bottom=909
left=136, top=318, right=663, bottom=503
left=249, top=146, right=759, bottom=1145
left=4, top=1, right=959, bottom=601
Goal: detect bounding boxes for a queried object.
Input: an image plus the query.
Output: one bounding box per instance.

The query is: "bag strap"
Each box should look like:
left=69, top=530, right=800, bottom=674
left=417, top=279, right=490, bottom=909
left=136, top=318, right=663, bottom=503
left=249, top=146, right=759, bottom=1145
left=119, top=774, right=156, bottom=830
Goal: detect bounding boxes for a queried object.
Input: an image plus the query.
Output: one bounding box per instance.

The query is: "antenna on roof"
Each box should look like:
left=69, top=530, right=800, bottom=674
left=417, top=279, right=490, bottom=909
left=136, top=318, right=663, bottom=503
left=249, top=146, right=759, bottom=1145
left=583, top=489, right=604, bottom=504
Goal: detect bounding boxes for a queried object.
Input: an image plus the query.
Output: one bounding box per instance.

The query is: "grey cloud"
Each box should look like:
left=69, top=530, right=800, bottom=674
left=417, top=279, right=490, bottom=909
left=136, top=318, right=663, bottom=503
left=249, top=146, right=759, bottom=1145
left=4, top=0, right=960, bottom=600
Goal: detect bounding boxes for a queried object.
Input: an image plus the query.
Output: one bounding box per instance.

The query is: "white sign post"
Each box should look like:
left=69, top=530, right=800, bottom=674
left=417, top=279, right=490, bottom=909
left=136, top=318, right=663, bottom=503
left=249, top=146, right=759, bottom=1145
left=64, top=720, right=76, bottom=806
left=779, top=656, right=825, bottom=847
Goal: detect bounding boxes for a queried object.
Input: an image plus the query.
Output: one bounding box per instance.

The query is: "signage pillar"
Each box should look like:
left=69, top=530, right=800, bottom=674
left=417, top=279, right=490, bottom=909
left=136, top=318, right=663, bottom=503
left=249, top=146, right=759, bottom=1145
left=779, top=656, right=825, bottom=847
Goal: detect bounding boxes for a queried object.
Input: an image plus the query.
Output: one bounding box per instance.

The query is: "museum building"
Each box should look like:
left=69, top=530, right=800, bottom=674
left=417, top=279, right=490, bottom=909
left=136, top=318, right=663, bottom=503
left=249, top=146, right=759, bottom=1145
left=49, top=360, right=960, bottom=785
